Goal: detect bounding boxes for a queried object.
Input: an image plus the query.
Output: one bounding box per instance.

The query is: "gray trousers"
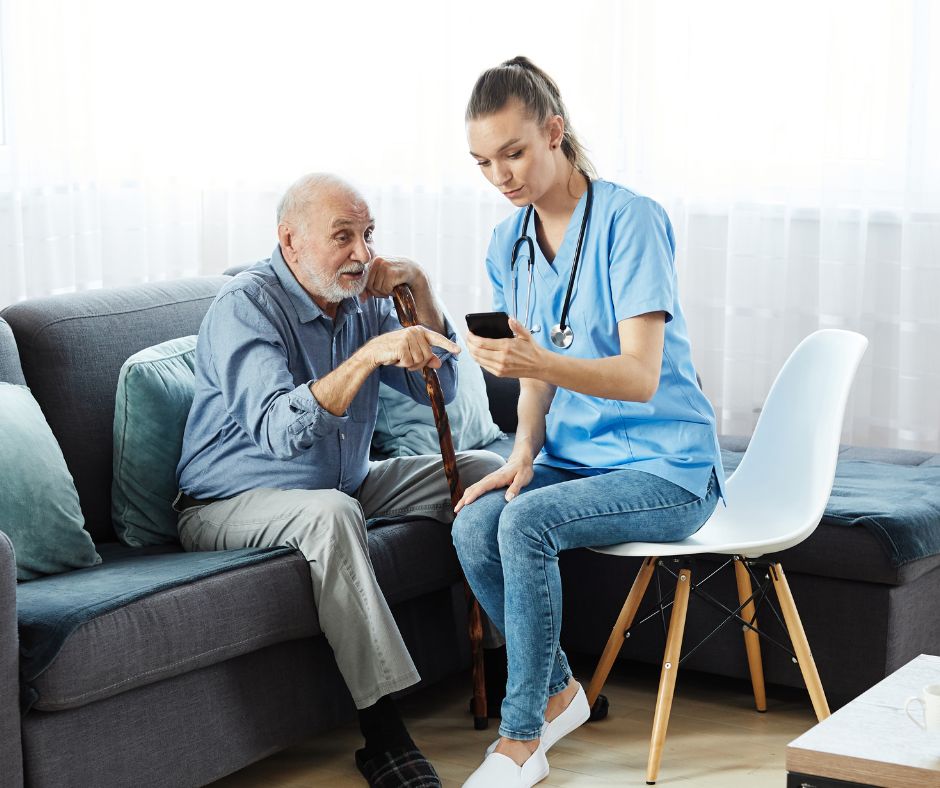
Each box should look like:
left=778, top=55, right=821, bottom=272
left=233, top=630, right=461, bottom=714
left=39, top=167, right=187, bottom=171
left=177, top=450, right=504, bottom=709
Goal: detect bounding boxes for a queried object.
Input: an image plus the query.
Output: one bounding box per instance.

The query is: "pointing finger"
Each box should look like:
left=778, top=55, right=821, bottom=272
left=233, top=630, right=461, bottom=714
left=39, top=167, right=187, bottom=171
left=422, top=329, right=461, bottom=355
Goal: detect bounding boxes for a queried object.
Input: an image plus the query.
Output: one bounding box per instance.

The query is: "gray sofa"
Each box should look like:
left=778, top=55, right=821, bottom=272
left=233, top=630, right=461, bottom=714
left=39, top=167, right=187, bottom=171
left=0, top=279, right=473, bottom=788
left=2, top=274, right=940, bottom=787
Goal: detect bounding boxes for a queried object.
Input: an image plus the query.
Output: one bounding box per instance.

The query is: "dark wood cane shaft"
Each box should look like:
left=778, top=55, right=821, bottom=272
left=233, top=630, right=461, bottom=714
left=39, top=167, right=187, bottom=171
left=391, top=285, right=488, bottom=726
left=390, top=286, right=464, bottom=507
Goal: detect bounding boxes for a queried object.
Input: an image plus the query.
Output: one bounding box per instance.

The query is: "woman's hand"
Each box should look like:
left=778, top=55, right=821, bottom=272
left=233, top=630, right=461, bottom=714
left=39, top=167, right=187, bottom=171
left=454, top=455, right=535, bottom=513
left=465, top=318, right=548, bottom=379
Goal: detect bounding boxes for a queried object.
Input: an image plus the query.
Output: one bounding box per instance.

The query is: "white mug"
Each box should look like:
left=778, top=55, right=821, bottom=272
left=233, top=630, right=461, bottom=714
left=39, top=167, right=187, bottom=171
left=905, top=684, right=940, bottom=731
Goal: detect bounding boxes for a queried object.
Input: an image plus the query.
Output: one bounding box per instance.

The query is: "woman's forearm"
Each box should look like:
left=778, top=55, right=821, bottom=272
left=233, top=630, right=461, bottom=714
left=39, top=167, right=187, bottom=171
left=538, top=352, right=658, bottom=402
left=534, top=313, right=665, bottom=402
left=510, top=380, right=555, bottom=463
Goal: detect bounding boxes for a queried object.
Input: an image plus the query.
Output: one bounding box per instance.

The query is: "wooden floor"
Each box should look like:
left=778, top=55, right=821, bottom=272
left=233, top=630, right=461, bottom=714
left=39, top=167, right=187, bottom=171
left=212, top=660, right=817, bottom=787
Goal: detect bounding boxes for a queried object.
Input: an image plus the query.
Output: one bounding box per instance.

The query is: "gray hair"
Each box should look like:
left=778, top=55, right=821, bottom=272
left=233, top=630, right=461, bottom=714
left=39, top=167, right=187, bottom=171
left=276, top=173, right=359, bottom=235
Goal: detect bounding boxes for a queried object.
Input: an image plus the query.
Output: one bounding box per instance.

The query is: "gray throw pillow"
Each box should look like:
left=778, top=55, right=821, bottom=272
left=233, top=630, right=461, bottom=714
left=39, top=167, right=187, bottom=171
left=0, top=383, right=101, bottom=580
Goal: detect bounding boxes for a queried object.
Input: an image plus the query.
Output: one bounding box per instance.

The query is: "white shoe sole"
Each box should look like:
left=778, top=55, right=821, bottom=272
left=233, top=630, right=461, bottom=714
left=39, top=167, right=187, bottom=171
left=462, top=746, right=549, bottom=787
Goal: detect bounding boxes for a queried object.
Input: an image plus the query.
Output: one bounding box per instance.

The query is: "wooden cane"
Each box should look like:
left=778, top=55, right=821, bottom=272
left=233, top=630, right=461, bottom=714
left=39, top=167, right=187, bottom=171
left=391, top=284, right=489, bottom=730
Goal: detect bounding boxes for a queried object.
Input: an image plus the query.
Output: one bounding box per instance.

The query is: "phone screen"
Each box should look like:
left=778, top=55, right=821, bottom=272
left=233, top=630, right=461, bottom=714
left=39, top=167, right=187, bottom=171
left=465, top=311, right=514, bottom=340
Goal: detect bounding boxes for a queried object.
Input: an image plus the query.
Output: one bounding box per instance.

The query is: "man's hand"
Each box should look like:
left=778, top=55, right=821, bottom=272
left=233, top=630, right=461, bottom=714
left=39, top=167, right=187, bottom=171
left=364, top=326, right=460, bottom=372
left=362, top=256, right=428, bottom=300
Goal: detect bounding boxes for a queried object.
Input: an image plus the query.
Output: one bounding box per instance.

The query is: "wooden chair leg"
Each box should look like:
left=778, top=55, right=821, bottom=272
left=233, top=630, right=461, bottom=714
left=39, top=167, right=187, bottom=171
left=646, top=567, right=692, bottom=785
left=770, top=563, right=831, bottom=721
left=586, top=557, right=657, bottom=706
left=733, top=558, right=767, bottom=712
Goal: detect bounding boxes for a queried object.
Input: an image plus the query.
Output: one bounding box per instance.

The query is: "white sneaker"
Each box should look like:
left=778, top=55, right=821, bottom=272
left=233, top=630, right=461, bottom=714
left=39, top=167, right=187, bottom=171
left=486, top=684, right=591, bottom=756
left=462, top=742, right=549, bottom=788
left=542, top=684, right=590, bottom=750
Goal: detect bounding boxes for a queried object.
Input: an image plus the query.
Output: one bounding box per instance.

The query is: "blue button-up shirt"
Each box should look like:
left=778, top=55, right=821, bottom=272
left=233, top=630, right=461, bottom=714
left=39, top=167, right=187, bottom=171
left=177, top=246, right=457, bottom=499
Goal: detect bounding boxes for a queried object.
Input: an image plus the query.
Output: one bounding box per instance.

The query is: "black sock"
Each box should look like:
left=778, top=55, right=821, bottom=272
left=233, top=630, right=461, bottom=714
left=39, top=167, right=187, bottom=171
left=358, top=695, right=415, bottom=758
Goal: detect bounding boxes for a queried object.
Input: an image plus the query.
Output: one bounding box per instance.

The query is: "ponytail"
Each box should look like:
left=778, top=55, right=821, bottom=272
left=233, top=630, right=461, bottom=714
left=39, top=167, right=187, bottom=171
left=466, top=56, right=597, bottom=180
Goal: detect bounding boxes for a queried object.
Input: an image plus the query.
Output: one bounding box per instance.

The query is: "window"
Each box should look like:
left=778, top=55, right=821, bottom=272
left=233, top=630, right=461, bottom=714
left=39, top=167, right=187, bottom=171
left=0, top=0, right=6, bottom=147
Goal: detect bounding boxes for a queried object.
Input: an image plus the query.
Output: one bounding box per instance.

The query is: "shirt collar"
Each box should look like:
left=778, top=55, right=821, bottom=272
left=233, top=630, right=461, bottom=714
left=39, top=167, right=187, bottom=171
left=270, top=245, right=363, bottom=324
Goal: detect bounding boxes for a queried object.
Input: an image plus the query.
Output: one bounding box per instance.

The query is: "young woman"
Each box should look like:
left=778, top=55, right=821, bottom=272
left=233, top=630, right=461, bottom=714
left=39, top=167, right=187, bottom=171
left=453, top=57, right=724, bottom=788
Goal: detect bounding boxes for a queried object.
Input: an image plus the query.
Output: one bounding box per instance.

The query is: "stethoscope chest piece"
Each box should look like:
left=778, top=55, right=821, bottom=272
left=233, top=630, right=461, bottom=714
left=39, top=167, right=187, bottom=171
left=550, top=324, right=573, bottom=349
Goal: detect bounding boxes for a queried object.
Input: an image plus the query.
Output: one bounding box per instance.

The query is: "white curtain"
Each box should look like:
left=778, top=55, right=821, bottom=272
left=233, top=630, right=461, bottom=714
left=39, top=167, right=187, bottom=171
left=1, top=0, right=938, bottom=450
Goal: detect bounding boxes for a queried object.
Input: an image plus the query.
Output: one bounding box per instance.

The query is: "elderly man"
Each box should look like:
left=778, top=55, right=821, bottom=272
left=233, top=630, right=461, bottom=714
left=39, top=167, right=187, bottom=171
left=175, top=173, right=503, bottom=787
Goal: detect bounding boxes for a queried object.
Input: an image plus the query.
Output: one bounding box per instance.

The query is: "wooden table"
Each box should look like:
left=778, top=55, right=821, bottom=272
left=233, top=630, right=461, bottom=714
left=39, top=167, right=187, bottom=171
left=787, top=654, right=940, bottom=787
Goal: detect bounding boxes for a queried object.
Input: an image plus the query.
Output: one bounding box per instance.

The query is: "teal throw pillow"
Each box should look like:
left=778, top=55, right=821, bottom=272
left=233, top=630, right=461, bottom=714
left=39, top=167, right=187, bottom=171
left=372, top=304, right=503, bottom=458
left=111, top=336, right=197, bottom=547
left=0, top=383, right=101, bottom=581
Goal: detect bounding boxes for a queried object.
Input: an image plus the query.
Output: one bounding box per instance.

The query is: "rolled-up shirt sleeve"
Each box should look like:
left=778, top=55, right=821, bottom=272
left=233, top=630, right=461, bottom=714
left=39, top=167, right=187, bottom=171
left=207, top=290, right=347, bottom=459
left=375, top=297, right=459, bottom=405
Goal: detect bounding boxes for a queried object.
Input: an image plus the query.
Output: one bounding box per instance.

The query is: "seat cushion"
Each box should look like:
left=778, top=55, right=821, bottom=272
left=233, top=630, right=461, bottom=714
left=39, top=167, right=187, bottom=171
left=20, top=515, right=463, bottom=712
left=482, top=433, right=940, bottom=586
left=19, top=544, right=308, bottom=712
left=365, top=518, right=463, bottom=607
left=720, top=439, right=940, bottom=582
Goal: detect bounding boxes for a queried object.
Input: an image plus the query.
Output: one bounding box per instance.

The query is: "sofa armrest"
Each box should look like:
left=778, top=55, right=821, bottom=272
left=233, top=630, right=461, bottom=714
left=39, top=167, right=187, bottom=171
left=482, top=370, right=520, bottom=434
left=0, top=532, right=24, bottom=787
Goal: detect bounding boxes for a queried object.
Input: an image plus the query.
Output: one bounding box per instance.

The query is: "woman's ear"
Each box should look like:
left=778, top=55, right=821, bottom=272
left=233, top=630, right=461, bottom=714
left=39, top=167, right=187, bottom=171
left=547, top=114, right=565, bottom=150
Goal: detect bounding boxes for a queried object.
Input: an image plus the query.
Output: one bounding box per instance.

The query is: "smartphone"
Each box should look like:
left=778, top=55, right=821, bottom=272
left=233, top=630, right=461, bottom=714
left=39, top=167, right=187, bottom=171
left=465, top=311, right=514, bottom=340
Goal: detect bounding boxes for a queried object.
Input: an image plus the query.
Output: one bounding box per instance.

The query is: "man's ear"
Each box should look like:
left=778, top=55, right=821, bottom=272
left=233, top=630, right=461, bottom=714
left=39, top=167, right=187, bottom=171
left=278, top=223, right=298, bottom=264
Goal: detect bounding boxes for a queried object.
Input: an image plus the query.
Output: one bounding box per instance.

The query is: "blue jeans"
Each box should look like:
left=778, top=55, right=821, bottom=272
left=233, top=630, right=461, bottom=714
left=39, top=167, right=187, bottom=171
left=452, top=465, right=719, bottom=741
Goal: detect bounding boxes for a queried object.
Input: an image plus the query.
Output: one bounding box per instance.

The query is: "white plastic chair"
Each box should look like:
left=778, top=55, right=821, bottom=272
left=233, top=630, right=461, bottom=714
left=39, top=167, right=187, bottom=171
left=584, top=329, right=868, bottom=785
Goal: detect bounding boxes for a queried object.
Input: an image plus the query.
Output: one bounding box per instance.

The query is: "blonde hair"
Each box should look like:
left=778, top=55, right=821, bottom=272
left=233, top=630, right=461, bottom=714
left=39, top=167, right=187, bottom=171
left=466, top=56, right=597, bottom=180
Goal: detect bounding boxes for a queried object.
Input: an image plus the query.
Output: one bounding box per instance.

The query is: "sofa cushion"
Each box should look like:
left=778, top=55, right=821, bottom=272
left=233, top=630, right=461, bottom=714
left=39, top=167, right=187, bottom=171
left=0, top=384, right=101, bottom=580
left=19, top=515, right=463, bottom=712
left=18, top=544, right=308, bottom=712
left=770, top=519, right=940, bottom=586
left=0, top=278, right=229, bottom=543
left=365, top=518, right=463, bottom=606
left=721, top=442, right=940, bottom=574
left=485, top=433, right=940, bottom=586
left=372, top=304, right=502, bottom=458
left=112, top=336, right=197, bottom=547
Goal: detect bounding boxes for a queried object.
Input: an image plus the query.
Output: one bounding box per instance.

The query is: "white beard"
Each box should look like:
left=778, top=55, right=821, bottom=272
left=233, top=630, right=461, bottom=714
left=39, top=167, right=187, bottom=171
left=304, top=260, right=369, bottom=304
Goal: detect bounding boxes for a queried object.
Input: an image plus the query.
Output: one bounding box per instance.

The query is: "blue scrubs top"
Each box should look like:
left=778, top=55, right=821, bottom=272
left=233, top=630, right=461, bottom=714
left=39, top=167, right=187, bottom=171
left=485, top=179, right=725, bottom=500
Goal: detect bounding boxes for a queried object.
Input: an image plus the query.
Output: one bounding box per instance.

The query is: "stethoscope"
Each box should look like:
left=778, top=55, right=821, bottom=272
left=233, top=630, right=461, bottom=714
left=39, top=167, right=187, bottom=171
left=509, top=178, right=594, bottom=349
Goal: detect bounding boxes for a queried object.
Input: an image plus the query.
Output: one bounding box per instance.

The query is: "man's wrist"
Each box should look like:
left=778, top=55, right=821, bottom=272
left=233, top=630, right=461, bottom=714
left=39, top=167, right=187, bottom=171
left=407, top=267, right=432, bottom=295
left=353, top=342, right=379, bottom=372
